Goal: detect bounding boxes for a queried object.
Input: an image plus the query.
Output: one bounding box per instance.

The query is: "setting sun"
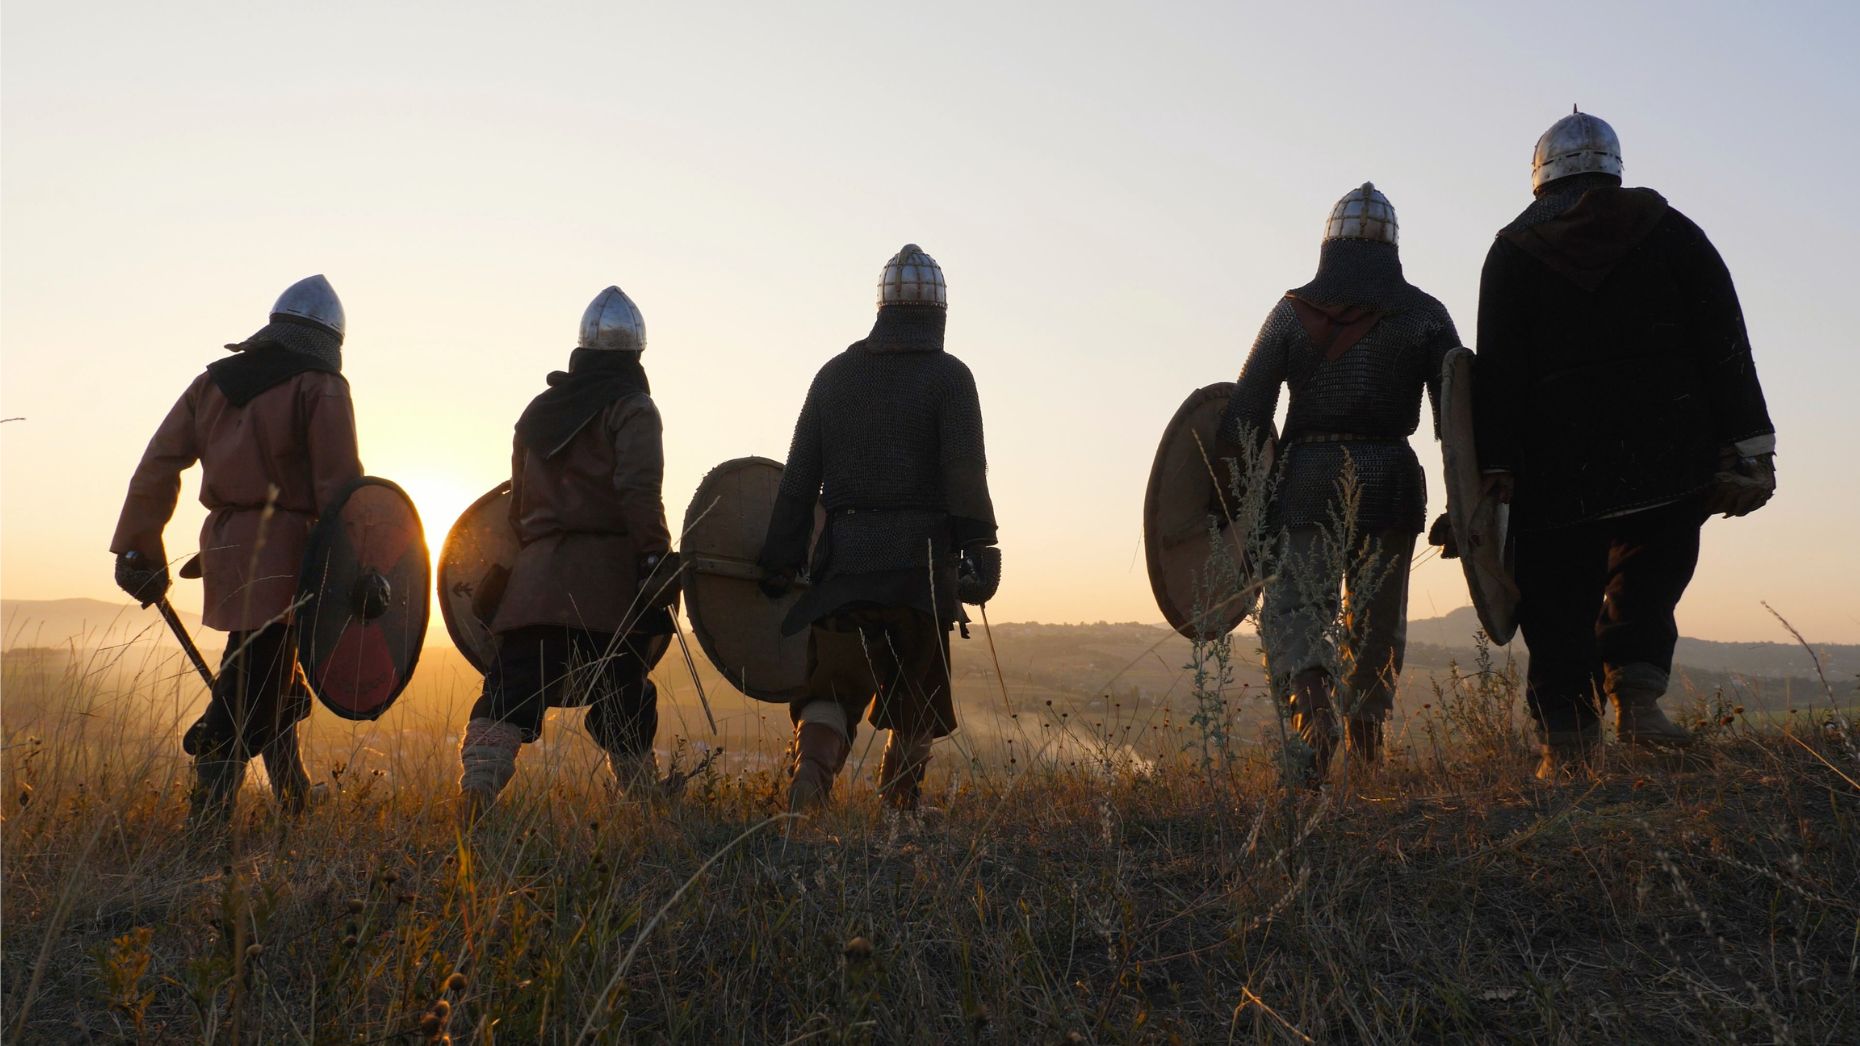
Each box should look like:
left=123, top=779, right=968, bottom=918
left=393, top=471, right=485, bottom=572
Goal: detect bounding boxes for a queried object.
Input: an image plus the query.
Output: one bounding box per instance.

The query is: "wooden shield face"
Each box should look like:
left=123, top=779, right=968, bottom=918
left=1441, top=347, right=1519, bottom=644
left=437, top=481, right=670, bottom=682
left=437, top=483, right=519, bottom=675
left=1144, top=383, right=1267, bottom=641
left=296, top=477, right=430, bottom=721
left=680, top=457, right=815, bottom=704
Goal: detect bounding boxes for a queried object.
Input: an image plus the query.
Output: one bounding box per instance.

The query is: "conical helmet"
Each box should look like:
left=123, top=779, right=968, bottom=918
left=271, top=274, right=345, bottom=340
left=1323, top=183, right=1398, bottom=246
left=875, top=243, right=948, bottom=309
left=1532, top=107, right=1623, bottom=192
left=577, top=285, right=646, bottom=353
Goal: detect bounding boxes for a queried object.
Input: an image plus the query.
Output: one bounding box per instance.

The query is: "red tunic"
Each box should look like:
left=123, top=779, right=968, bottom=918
left=110, top=370, right=362, bottom=631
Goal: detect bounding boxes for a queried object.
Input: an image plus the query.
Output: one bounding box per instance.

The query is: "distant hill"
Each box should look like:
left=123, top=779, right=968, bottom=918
left=1406, top=605, right=1852, bottom=681
left=1, top=597, right=217, bottom=655
left=4, top=598, right=1848, bottom=715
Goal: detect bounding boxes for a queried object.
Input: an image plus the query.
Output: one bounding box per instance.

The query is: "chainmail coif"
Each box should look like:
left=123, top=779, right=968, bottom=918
left=1290, top=239, right=1413, bottom=310
left=1502, top=171, right=1623, bottom=234
left=1218, top=242, right=1461, bottom=535
left=208, top=315, right=345, bottom=406
left=224, top=314, right=343, bottom=371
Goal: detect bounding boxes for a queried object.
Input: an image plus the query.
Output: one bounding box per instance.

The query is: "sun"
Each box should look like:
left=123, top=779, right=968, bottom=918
left=391, top=471, right=493, bottom=572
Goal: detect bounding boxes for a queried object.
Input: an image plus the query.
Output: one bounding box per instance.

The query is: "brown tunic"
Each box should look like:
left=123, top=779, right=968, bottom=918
left=110, top=370, right=363, bottom=631
left=491, top=392, right=671, bottom=636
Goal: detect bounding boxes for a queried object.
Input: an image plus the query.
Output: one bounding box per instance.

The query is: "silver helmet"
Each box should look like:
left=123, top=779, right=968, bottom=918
left=577, top=285, right=646, bottom=353
left=1323, top=183, right=1398, bottom=246
left=271, top=274, right=345, bottom=340
left=876, top=243, right=948, bottom=309
left=1532, top=107, right=1623, bottom=193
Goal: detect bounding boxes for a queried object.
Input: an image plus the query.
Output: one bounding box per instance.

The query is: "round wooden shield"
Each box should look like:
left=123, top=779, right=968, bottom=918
left=438, top=481, right=670, bottom=680
left=436, top=483, right=519, bottom=674
left=1144, top=383, right=1270, bottom=640
left=1441, top=347, right=1519, bottom=644
left=680, top=457, right=815, bottom=704
left=296, top=477, right=430, bottom=721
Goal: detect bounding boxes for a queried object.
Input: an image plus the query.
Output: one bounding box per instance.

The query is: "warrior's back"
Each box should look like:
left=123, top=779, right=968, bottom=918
left=807, top=348, right=979, bottom=512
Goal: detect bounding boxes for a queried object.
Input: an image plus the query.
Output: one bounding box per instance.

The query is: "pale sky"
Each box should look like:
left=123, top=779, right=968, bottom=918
left=4, top=1, right=1857, bottom=643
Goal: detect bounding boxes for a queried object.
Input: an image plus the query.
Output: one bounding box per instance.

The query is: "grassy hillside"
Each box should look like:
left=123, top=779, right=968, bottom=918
left=3, top=629, right=1857, bottom=1042
left=6, top=602, right=1843, bottom=784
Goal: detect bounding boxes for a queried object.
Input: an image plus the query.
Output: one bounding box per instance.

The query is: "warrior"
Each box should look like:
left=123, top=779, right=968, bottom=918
left=757, top=244, right=999, bottom=813
left=1217, top=185, right=1463, bottom=783
left=111, top=275, right=360, bottom=831
left=457, top=286, right=678, bottom=820
left=1473, top=110, right=1775, bottom=778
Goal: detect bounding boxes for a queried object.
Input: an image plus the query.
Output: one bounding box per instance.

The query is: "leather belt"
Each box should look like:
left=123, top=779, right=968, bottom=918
left=1285, top=432, right=1405, bottom=445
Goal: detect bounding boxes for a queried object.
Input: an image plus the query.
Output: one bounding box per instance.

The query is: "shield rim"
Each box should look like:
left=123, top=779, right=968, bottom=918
left=1441, top=347, right=1520, bottom=645
left=680, top=455, right=809, bottom=704
left=296, top=475, right=430, bottom=721
left=1144, top=382, right=1262, bottom=641
left=436, top=480, right=513, bottom=675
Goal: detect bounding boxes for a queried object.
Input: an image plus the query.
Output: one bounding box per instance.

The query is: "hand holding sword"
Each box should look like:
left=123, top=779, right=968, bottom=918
left=117, top=551, right=216, bottom=689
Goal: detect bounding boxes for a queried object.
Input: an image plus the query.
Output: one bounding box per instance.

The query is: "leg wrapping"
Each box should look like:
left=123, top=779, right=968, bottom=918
left=459, top=717, right=523, bottom=800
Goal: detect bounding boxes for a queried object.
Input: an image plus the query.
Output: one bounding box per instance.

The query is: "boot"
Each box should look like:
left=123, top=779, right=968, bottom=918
left=1533, top=722, right=1603, bottom=781
left=1345, top=716, right=1383, bottom=766
left=458, top=718, right=522, bottom=827
left=787, top=722, right=850, bottom=813
left=184, top=756, right=248, bottom=837
left=1289, top=668, right=1336, bottom=788
left=1608, top=663, right=1694, bottom=748
left=261, top=724, right=314, bottom=815
left=877, top=733, right=932, bottom=811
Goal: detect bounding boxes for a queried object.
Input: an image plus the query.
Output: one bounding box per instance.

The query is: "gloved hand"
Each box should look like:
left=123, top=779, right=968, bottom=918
left=1706, top=450, right=1776, bottom=518
left=637, top=553, right=683, bottom=609
left=1480, top=471, right=1516, bottom=505
left=1427, top=512, right=1459, bottom=559
left=758, top=566, right=796, bottom=600
left=958, top=546, right=1003, bottom=605
left=115, top=551, right=170, bottom=607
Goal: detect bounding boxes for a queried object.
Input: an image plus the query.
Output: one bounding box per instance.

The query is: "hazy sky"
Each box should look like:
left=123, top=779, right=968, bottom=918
left=4, top=1, right=1857, bottom=643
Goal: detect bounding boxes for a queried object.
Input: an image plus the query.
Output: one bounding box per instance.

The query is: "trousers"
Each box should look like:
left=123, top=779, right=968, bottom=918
left=473, top=626, right=658, bottom=756
left=1258, top=527, right=1413, bottom=719
left=793, top=605, right=955, bottom=745
left=1513, top=499, right=1706, bottom=732
left=186, top=624, right=309, bottom=760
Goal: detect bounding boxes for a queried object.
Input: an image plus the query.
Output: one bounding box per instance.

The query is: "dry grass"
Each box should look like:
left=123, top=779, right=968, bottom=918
left=3, top=631, right=1857, bottom=1045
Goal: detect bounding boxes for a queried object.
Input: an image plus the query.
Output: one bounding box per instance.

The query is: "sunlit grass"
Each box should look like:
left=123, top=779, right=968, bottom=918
left=3, top=628, right=1856, bottom=1042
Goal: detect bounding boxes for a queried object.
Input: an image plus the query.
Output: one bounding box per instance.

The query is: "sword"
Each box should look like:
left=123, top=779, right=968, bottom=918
left=157, top=599, right=217, bottom=690
left=671, top=617, right=717, bottom=735
left=123, top=551, right=216, bottom=689
left=978, top=601, right=1013, bottom=715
